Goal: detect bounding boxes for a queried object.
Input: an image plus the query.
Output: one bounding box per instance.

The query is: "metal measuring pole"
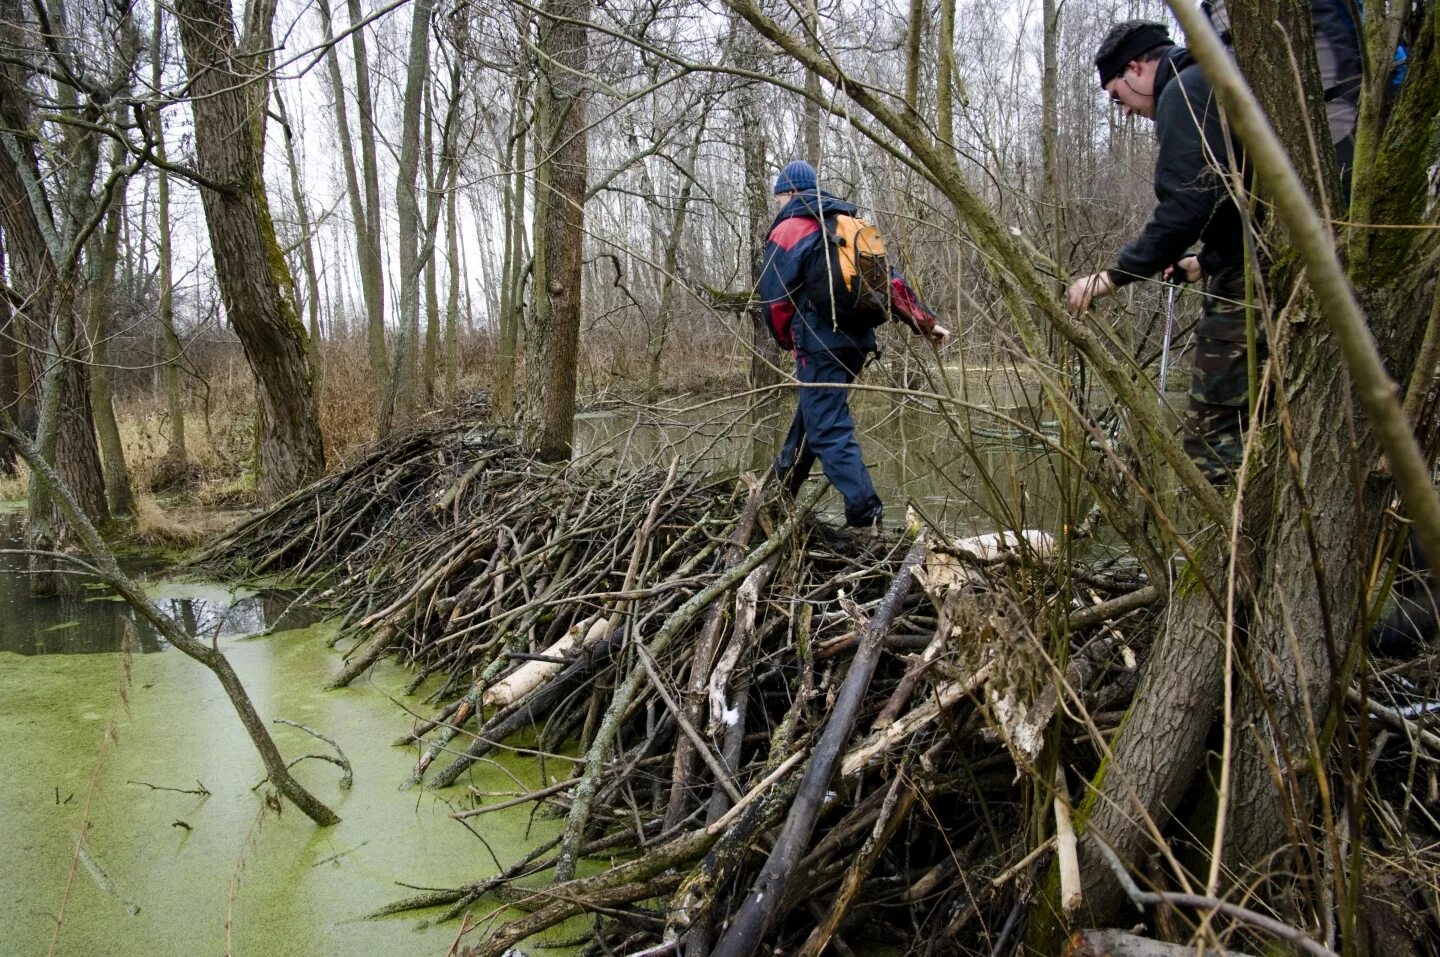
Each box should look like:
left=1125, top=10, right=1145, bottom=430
left=1158, top=283, right=1178, bottom=403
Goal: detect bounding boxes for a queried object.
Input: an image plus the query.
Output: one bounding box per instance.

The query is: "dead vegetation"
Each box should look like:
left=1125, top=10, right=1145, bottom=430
left=197, top=420, right=1193, bottom=954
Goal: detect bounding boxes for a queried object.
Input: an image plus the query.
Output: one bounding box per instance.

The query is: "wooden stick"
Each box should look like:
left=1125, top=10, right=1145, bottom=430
left=1055, top=766, right=1082, bottom=919
left=452, top=776, right=579, bottom=819
left=1064, top=929, right=1257, bottom=957
left=797, top=769, right=919, bottom=957
left=709, top=537, right=927, bottom=957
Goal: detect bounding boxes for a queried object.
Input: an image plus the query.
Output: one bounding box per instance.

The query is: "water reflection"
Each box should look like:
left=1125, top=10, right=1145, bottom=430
left=0, top=512, right=320, bottom=656
left=573, top=388, right=1065, bottom=532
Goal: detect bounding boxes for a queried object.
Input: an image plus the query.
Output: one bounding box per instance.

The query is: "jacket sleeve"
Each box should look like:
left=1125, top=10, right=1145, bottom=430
left=757, top=238, right=796, bottom=351
left=1110, top=74, right=1229, bottom=286
left=887, top=269, right=939, bottom=336
left=758, top=222, right=822, bottom=352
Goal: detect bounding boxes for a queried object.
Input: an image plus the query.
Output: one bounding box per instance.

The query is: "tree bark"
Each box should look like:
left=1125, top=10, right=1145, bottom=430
left=729, top=10, right=782, bottom=470
left=151, top=9, right=186, bottom=475
left=1214, top=0, right=1440, bottom=881
left=315, top=0, right=385, bottom=392
left=801, top=0, right=821, bottom=165
left=495, top=72, right=529, bottom=420
left=0, top=238, right=18, bottom=476
left=174, top=0, right=326, bottom=500
left=522, top=0, right=589, bottom=461
left=936, top=0, right=956, bottom=145
left=378, top=0, right=433, bottom=434
left=0, top=0, right=110, bottom=561
left=423, top=84, right=440, bottom=408
left=903, top=0, right=923, bottom=117
left=343, top=0, right=389, bottom=399
left=444, top=157, right=460, bottom=399
left=1068, top=553, right=1227, bottom=925
left=273, top=89, right=324, bottom=380
left=85, top=137, right=135, bottom=517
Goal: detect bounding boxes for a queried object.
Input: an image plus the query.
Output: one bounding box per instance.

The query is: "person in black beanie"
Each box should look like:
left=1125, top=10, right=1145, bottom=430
left=1065, top=19, right=1257, bottom=485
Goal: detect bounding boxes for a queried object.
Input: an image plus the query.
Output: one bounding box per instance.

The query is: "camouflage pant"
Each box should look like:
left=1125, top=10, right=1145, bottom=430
left=1184, top=267, right=1265, bottom=485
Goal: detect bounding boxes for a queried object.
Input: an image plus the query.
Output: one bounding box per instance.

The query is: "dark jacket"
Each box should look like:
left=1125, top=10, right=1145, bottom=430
left=758, top=189, right=939, bottom=355
left=1109, top=46, right=1246, bottom=286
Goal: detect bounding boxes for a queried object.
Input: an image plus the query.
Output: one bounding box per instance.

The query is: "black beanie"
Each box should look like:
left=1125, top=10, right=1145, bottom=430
left=1094, top=20, right=1174, bottom=88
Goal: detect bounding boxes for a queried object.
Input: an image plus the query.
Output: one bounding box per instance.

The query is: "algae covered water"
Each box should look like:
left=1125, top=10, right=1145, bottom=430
left=0, top=533, right=567, bottom=955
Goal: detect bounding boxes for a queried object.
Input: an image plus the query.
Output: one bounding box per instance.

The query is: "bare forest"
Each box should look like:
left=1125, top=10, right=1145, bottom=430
left=3, top=0, right=1440, bottom=955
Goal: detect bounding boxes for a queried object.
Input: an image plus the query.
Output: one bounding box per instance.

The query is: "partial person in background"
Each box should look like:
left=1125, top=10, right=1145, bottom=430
left=758, top=160, right=949, bottom=533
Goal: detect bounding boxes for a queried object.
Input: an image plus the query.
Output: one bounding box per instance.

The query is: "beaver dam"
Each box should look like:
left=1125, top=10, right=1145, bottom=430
left=193, top=420, right=1437, bottom=956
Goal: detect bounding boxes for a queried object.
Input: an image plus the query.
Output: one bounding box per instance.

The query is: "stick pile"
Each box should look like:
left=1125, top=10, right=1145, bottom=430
left=200, top=421, right=1163, bottom=955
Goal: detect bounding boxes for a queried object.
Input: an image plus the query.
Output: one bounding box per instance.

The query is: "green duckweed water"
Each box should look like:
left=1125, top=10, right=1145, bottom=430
left=0, top=609, right=568, bottom=956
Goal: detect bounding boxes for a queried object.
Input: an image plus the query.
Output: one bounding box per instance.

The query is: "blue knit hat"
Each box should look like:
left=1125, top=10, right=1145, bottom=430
left=773, top=160, right=817, bottom=195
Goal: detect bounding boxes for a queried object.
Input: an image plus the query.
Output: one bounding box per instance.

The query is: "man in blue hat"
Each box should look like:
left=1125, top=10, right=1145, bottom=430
left=758, top=160, right=949, bottom=531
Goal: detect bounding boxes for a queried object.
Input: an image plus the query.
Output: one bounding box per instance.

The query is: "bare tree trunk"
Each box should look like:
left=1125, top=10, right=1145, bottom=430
left=273, top=89, right=324, bottom=382
left=801, top=0, right=821, bottom=164
left=174, top=0, right=326, bottom=500
left=422, top=85, right=440, bottom=407
left=0, top=239, right=17, bottom=477
left=0, top=0, right=110, bottom=579
left=444, top=160, right=460, bottom=400
left=151, top=9, right=186, bottom=476
left=729, top=11, right=782, bottom=471
left=903, top=0, right=923, bottom=117
left=315, top=0, right=385, bottom=393
left=936, top=0, right=956, bottom=145
left=344, top=0, right=388, bottom=400
left=377, top=0, right=433, bottom=434
left=1040, top=0, right=1060, bottom=266
left=85, top=137, right=135, bottom=517
left=496, top=53, right=532, bottom=421
left=522, top=0, right=589, bottom=461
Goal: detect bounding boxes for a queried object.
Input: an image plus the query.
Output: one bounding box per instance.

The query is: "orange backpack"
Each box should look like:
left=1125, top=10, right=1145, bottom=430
left=803, top=213, right=892, bottom=333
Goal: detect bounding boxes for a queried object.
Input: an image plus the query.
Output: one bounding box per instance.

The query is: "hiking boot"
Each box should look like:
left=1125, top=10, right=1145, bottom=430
left=813, top=520, right=883, bottom=556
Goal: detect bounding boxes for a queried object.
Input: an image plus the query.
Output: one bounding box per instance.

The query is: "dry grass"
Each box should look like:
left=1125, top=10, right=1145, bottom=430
left=98, top=331, right=749, bottom=505
left=0, top=462, right=27, bottom=502
left=131, top=495, right=214, bottom=546
left=316, top=340, right=382, bottom=465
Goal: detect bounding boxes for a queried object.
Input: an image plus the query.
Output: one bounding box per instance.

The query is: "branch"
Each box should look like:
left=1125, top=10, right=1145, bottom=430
left=1094, top=837, right=1338, bottom=957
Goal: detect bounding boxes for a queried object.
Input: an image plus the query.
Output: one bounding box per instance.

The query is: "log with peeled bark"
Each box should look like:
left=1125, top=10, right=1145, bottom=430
left=1065, top=930, right=1257, bottom=957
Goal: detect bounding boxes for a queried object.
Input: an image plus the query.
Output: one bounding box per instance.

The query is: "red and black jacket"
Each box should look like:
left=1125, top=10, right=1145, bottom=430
left=758, top=189, right=940, bottom=355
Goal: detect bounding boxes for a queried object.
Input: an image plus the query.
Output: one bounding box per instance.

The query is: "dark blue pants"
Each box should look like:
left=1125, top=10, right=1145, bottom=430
left=775, top=347, right=883, bottom=527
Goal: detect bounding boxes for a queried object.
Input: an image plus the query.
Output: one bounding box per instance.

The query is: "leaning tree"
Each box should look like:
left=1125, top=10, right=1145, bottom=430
left=173, top=0, right=326, bottom=499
